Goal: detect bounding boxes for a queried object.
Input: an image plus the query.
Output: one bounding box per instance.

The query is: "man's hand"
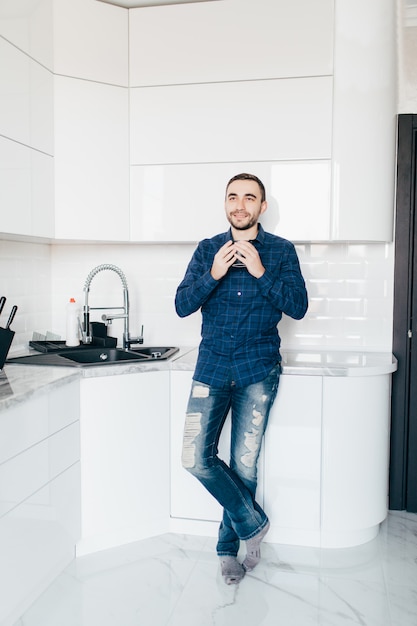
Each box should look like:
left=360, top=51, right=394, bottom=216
left=233, top=241, right=265, bottom=279
left=210, top=241, right=236, bottom=280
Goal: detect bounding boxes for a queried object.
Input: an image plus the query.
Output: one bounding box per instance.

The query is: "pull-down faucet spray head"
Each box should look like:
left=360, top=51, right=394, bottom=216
left=82, top=264, right=142, bottom=349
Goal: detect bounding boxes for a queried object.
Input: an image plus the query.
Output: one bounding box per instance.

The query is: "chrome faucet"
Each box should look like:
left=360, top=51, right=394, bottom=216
left=82, top=264, right=143, bottom=350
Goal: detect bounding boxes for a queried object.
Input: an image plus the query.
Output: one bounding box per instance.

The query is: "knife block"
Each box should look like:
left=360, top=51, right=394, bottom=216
left=0, top=327, right=15, bottom=369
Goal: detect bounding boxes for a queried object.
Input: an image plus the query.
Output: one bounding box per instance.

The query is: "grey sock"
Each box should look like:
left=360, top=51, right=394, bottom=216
left=242, top=521, right=270, bottom=572
left=219, top=556, right=246, bottom=585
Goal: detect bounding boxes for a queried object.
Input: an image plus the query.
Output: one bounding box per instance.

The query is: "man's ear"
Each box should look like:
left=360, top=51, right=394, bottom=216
left=260, top=201, right=268, bottom=215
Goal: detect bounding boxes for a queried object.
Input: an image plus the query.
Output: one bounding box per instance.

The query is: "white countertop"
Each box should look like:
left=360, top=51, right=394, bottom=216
left=0, top=347, right=397, bottom=413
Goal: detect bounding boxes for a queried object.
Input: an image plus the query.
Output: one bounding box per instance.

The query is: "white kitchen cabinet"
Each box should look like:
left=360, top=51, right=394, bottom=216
left=0, top=380, right=80, bottom=626
left=130, top=160, right=331, bottom=242
left=53, top=0, right=128, bottom=86
left=321, top=375, right=391, bottom=547
left=170, top=368, right=392, bottom=548
left=129, top=0, right=333, bottom=86
left=130, top=77, right=332, bottom=168
left=54, top=76, right=130, bottom=241
left=331, top=0, right=396, bottom=241
left=0, top=38, right=53, bottom=155
left=77, top=370, right=170, bottom=556
left=0, top=37, right=54, bottom=239
left=170, top=372, right=319, bottom=539
left=263, top=375, right=322, bottom=546
left=0, top=0, right=54, bottom=71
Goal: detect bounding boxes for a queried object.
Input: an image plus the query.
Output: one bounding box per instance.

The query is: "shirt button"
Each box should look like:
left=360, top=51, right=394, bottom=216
left=237, top=291, right=242, bottom=296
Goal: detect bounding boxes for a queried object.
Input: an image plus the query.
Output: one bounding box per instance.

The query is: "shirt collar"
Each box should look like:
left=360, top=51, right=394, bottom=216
left=226, top=223, right=265, bottom=245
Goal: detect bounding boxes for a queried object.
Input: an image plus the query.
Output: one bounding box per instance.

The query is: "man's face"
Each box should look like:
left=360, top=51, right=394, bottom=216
left=225, top=179, right=267, bottom=231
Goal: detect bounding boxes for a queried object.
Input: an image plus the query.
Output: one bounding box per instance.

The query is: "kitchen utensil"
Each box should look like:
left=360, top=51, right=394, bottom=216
left=6, top=305, right=17, bottom=329
left=0, top=305, right=16, bottom=369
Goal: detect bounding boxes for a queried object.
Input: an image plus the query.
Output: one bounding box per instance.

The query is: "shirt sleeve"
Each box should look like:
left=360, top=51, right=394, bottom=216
left=175, top=243, right=219, bottom=318
left=256, top=242, right=308, bottom=320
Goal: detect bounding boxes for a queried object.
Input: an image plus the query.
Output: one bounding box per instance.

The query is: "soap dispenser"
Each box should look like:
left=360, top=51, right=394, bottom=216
left=65, top=298, right=80, bottom=347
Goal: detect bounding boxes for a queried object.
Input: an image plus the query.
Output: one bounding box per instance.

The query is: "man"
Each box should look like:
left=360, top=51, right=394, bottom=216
left=175, top=173, right=308, bottom=584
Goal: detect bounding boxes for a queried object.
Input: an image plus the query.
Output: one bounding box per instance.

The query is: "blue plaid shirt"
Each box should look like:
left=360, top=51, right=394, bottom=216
left=175, top=224, right=308, bottom=388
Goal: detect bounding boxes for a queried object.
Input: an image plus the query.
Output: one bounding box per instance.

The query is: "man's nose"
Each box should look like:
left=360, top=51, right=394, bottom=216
left=235, top=199, right=245, bottom=211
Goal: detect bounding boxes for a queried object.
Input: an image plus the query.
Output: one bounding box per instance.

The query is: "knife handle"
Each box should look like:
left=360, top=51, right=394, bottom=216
left=6, top=305, right=17, bottom=329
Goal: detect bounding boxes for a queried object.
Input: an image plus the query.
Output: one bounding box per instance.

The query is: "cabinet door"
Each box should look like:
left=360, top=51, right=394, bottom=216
left=170, top=370, right=264, bottom=522
left=129, top=0, right=333, bottom=86
left=321, top=375, right=391, bottom=533
left=263, top=375, right=322, bottom=540
left=53, top=0, right=128, bottom=86
left=0, top=38, right=54, bottom=238
left=130, top=160, right=331, bottom=242
left=331, top=0, right=396, bottom=241
left=54, top=76, right=129, bottom=241
left=79, top=371, right=169, bottom=555
left=130, top=78, right=332, bottom=167
left=0, top=380, right=80, bottom=626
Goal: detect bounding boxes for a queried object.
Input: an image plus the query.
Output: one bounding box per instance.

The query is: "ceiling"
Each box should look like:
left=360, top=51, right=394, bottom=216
left=96, top=0, right=220, bottom=8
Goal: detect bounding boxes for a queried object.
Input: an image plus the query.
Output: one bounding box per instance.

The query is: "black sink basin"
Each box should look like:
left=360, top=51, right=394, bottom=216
left=6, top=346, right=180, bottom=367
left=61, top=348, right=145, bottom=364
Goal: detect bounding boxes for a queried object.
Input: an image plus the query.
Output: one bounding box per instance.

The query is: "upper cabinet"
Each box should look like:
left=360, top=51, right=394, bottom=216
left=129, top=0, right=334, bottom=86
left=0, top=7, right=54, bottom=239
left=53, top=0, right=130, bottom=240
left=129, top=0, right=334, bottom=242
left=54, top=76, right=130, bottom=241
left=53, top=0, right=128, bottom=86
left=330, top=0, right=396, bottom=241
left=0, top=0, right=397, bottom=243
left=129, top=0, right=396, bottom=243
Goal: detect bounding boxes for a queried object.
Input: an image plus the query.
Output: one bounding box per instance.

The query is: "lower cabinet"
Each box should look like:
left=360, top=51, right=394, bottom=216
left=263, top=375, right=322, bottom=545
left=170, top=371, right=319, bottom=540
left=77, top=370, right=170, bottom=556
left=170, top=370, right=392, bottom=548
left=0, top=380, right=80, bottom=626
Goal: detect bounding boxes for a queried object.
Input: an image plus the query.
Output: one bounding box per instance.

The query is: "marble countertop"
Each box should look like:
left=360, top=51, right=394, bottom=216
left=0, top=347, right=397, bottom=413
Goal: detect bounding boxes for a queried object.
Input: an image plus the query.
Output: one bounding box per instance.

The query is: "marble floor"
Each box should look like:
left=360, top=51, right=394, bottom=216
left=14, top=511, right=417, bottom=626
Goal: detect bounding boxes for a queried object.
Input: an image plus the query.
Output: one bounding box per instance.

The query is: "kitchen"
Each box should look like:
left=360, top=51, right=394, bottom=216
left=0, top=0, right=416, bottom=624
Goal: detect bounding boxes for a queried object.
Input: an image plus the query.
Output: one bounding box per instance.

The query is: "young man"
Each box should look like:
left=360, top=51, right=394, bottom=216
left=175, top=173, right=308, bottom=584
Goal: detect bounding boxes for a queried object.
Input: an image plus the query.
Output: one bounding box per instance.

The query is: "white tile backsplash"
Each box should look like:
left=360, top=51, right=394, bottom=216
left=0, top=239, right=395, bottom=354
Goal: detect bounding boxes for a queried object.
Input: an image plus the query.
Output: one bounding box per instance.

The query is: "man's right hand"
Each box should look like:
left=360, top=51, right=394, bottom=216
left=210, top=240, right=236, bottom=280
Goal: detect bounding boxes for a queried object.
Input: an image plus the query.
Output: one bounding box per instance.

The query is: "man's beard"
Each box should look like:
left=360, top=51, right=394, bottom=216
left=227, top=213, right=257, bottom=230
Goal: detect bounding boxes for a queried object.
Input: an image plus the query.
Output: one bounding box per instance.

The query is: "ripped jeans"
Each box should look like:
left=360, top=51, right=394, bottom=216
left=182, top=363, right=281, bottom=557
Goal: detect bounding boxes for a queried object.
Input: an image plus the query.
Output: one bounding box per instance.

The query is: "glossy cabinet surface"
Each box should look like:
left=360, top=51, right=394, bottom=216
left=54, top=76, right=130, bottom=241
left=0, top=0, right=396, bottom=243
left=264, top=376, right=322, bottom=544
left=170, top=369, right=391, bottom=548
left=53, top=0, right=128, bottom=85
left=0, top=0, right=54, bottom=71
left=321, top=375, right=391, bottom=545
left=129, top=0, right=333, bottom=86
left=331, top=0, right=396, bottom=241
left=78, top=371, right=170, bottom=556
left=0, top=35, right=54, bottom=238
left=130, top=160, right=331, bottom=242
left=0, top=380, right=80, bottom=626
left=130, top=78, right=332, bottom=167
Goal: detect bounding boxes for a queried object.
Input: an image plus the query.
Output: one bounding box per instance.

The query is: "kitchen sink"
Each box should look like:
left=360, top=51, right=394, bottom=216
left=6, top=345, right=179, bottom=367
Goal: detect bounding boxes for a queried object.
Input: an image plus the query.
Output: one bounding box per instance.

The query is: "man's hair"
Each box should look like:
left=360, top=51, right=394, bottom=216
left=226, top=173, right=266, bottom=203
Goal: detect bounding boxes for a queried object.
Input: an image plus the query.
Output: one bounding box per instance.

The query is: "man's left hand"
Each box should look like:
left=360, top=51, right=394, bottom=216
left=233, top=241, right=265, bottom=279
